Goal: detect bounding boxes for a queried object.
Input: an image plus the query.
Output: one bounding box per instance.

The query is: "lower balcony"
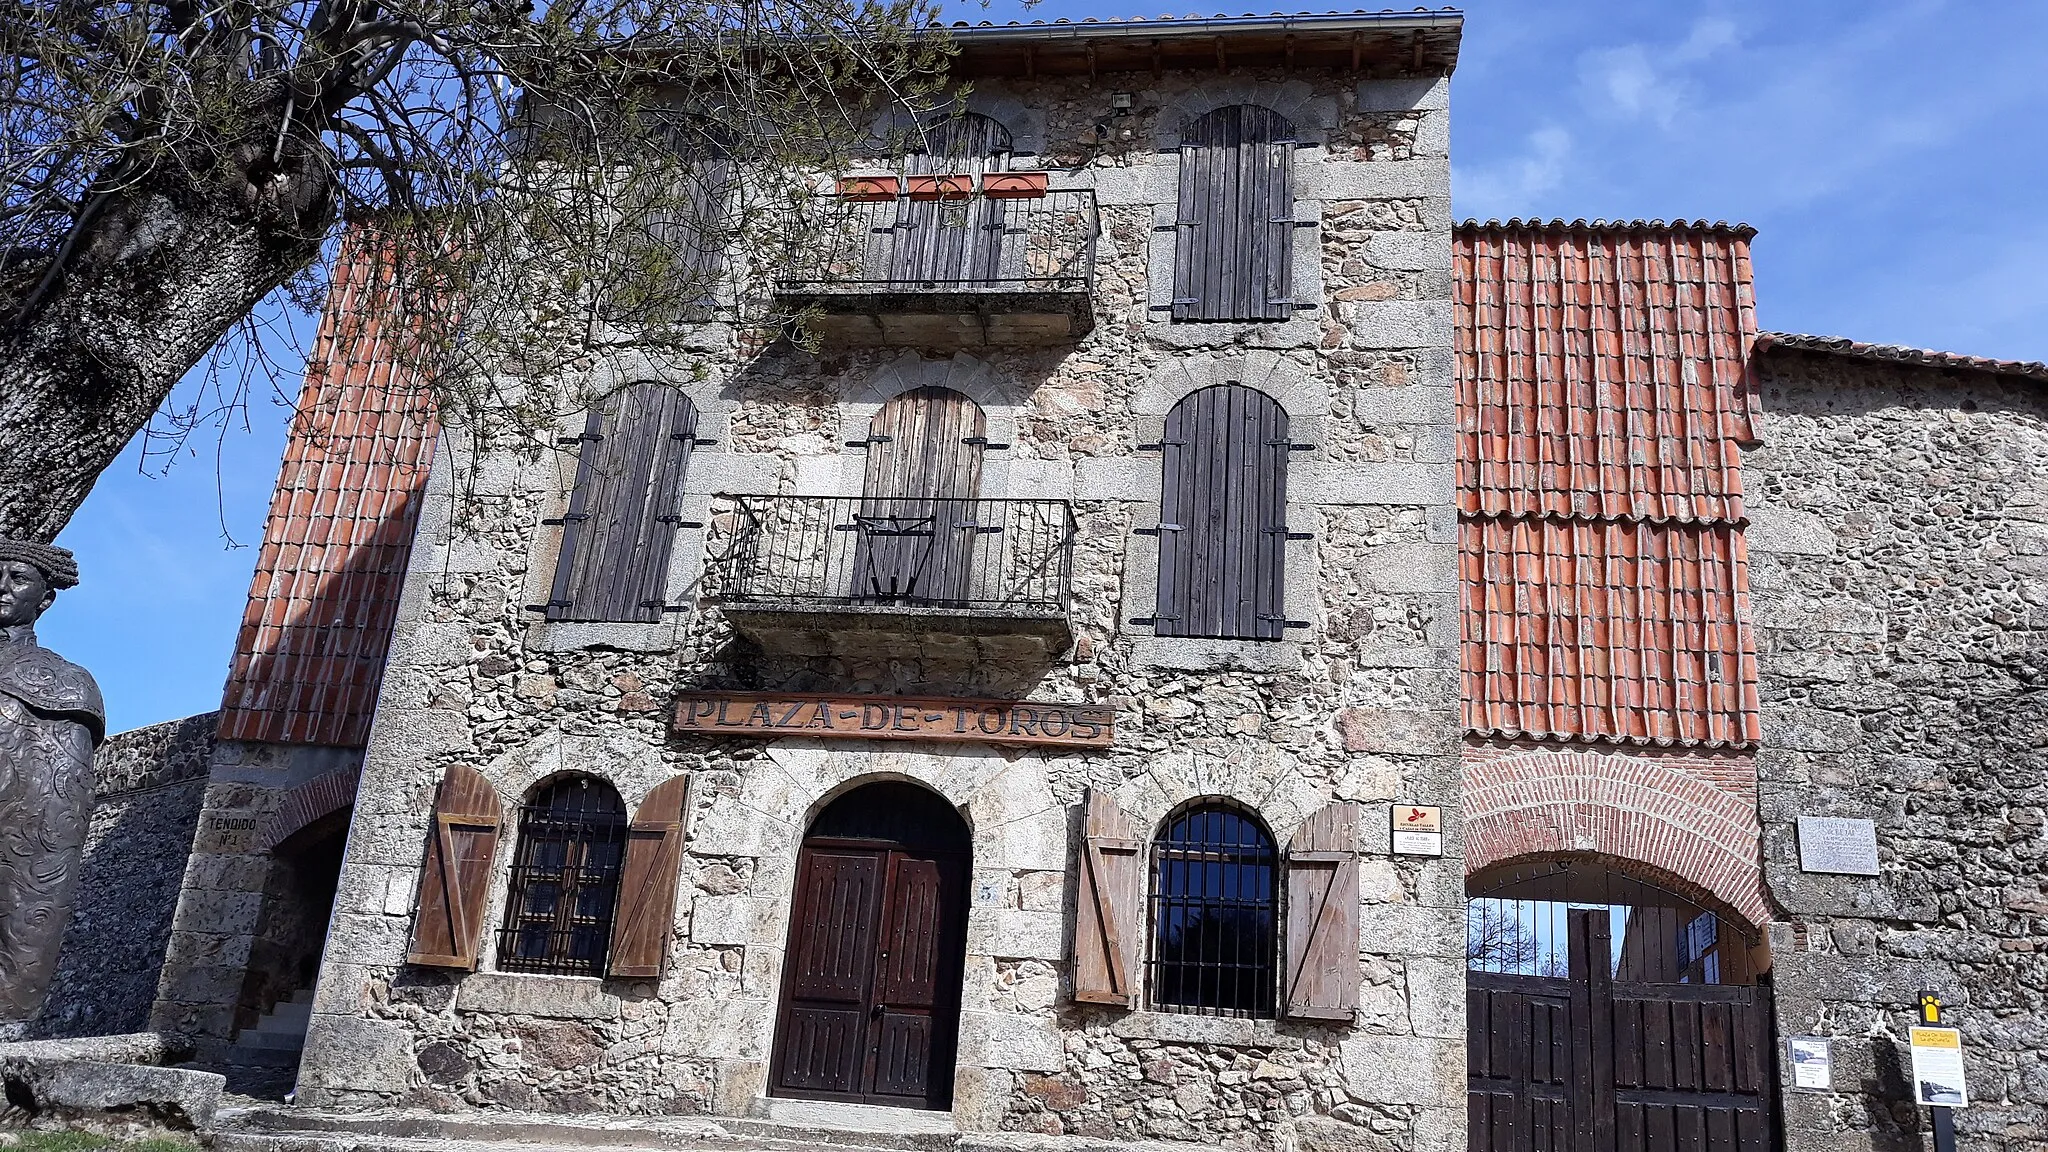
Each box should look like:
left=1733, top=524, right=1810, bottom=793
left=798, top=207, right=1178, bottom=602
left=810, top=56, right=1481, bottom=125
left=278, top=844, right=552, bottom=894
left=706, top=495, right=1076, bottom=659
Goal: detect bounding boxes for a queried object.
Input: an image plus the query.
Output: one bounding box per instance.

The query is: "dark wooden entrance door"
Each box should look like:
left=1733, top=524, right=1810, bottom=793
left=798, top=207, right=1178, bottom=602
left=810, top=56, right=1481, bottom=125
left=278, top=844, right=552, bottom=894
left=771, top=784, right=970, bottom=1110
left=1468, top=910, right=1774, bottom=1152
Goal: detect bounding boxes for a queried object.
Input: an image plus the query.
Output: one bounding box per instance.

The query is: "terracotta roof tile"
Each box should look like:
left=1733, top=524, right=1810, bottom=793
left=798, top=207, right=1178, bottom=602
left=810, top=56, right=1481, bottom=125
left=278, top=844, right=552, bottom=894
left=1754, top=331, right=2048, bottom=383
left=1455, top=223, right=1760, bottom=523
left=217, top=234, right=440, bottom=748
left=1456, top=221, right=1763, bottom=750
left=1460, top=518, right=1760, bottom=749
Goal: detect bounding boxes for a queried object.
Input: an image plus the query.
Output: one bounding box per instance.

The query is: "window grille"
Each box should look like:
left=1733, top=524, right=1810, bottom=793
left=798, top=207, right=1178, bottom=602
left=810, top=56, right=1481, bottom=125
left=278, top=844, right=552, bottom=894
left=1147, top=802, right=1278, bottom=1018
left=497, top=775, right=629, bottom=977
left=1465, top=859, right=1756, bottom=985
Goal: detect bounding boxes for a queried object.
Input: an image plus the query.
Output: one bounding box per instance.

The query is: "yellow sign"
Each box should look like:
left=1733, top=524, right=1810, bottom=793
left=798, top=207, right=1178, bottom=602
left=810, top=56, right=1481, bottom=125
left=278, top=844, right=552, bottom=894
left=1910, top=1027, right=1960, bottom=1050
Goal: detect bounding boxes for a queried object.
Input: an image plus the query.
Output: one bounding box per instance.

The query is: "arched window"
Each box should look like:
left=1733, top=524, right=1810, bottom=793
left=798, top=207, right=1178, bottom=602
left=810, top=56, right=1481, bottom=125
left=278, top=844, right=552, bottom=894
left=1466, top=859, right=1758, bottom=985
left=497, top=775, right=629, bottom=976
left=1171, top=105, right=1297, bottom=322
left=1152, top=384, right=1292, bottom=640
left=1148, top=802, right=1278, bottom=1017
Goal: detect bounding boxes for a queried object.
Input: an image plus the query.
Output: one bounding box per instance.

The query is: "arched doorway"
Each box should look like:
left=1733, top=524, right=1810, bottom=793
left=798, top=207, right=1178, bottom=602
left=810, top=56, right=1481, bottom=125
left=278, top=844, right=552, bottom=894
left=1466, top=858, right=1775, bottom=1152
left=769, top=781, right=971, bottom=1111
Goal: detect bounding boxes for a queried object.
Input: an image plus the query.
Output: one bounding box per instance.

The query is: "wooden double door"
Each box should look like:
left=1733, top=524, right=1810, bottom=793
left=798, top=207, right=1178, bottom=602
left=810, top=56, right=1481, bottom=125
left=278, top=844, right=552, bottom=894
left=770, top=784, right=969, bottom=1110
left=1468, top=910, right=1775, bottom=1152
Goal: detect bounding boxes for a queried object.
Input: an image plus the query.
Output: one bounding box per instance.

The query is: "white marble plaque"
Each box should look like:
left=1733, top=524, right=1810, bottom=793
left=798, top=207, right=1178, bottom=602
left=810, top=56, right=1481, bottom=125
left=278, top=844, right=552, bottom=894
left=1797, top=816, right=1880, bottom=876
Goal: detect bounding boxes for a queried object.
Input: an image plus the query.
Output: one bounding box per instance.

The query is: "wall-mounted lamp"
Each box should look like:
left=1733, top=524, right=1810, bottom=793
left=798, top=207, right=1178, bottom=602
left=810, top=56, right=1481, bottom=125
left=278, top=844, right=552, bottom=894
left=1111, top=92, right=1134, bottom=116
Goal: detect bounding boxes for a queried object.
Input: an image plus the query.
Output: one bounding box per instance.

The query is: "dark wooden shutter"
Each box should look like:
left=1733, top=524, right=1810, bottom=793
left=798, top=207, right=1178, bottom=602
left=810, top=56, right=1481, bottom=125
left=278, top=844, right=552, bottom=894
left=1071, top=789, right=1143, bottom=1007
left=1172, top=105, right=1296, bottom=322
left=853, top=387, right=987, bottom=603
left=406, top=765, right=503, bottom=970
left=654, top=159, right=734, bottom=315
left=1284, top=801, right=1361, bottom=1020
left=606, top=774, right=691, bottom=979
left=1155, top=384, right=1290, bottom=640
left=892, top=113, right=1014, bottom=284
left=547, top=382, right=699, bottom=622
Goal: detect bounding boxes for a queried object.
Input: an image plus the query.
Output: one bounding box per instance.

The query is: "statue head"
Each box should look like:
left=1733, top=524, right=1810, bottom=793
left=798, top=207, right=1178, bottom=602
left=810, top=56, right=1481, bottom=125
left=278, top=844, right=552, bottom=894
left=0, top=540, right=78, bottom=629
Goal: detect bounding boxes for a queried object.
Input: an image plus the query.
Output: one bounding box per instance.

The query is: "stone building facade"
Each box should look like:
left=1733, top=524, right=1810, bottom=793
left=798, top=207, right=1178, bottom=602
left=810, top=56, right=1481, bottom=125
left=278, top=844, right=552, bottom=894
left=288, top=16, right=1470, bottom=1151
left=25, top=9, right=2048, bottom=1152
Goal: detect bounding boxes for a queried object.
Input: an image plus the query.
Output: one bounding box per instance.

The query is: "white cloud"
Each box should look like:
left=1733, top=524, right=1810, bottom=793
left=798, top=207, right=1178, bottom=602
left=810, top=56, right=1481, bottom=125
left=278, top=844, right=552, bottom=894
left=1454, top=125, right=1574, bottom=217
left=1577, top=15, right=1741, bottom=129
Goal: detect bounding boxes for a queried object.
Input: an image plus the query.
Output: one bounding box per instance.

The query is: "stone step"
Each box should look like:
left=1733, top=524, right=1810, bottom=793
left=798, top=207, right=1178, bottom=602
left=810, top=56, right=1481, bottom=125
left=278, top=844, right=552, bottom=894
left=214, top=1106, right=1214, bottom=1152
left=235, top=1028, right=309, bottom=1052
left=265, top=999, right=315, bottom=1029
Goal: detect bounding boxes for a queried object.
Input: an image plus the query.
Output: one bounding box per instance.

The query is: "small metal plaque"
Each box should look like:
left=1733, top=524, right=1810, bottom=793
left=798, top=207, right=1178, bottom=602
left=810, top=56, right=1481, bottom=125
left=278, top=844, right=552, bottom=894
left=1391, top=804, right=1443, bottom=857
left=1797, top=816, right=1880, bottom=876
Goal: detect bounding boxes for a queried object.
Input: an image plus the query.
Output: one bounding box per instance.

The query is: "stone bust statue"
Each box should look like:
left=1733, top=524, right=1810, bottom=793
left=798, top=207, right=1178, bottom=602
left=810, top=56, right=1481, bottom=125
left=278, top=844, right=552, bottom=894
left=0, top=540, right=103, bottom=1031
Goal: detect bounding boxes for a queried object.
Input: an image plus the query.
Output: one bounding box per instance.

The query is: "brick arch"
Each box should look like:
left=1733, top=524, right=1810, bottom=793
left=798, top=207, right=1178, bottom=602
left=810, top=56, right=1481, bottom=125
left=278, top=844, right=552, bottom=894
left=257, top=765, right=362, bottom=853
left=1463, top=748, right=1769, bottom=930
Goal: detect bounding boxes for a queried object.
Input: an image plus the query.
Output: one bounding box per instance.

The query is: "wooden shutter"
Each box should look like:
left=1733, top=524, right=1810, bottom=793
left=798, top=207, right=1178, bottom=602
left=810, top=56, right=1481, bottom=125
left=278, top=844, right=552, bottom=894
left=853, top=387, right=987, bottom=603
left=547, top=382, right=699, bottom=623
left=1172, top=105, right=1296, bottom=322
left=892, top=113, right=1013, bottom=284
left=1155, top=384, right=1291, bottom=640
left=1071, top=789, right=1143, bottom=1007
left=1283, top=801, right=1361, bottom=1020
left=406, top=765, right=503, bottom=970
left=606, top=774, right=691, bottom=979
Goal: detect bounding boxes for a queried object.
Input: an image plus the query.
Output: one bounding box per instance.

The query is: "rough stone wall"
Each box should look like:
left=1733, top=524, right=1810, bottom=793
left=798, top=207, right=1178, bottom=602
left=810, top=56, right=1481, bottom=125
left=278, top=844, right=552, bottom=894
left=28, top=714, right=215, bottom=1038
left=300, top=68, right=1463, bottom=1152
left=148, top=739, right=364, bottom=1054
left=1745, top=348, right=2048, bottom=1152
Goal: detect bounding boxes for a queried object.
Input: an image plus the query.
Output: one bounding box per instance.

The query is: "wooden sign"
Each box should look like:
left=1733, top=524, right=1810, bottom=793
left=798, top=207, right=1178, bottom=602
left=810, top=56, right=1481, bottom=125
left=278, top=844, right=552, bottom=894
left=1391, top=804, right=1443, bottom=856
left=673, top=692, right=1114, bottom=750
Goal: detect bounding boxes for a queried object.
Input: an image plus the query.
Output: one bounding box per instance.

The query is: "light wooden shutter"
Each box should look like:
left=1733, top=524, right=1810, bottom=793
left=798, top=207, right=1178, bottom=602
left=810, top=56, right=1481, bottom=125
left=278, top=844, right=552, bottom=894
left=1171, top=105, right=1296, bottom=322
left=546, top=382, right=699, bottom=623
left=607, top=775, right=691, bottom=979
left=1155, top=384, right=1291, bottom=640
left=852, top=387, right=987, bottom=604
left=406, top=765, right=503, bottom=970
left=1283, top=801, right=1361, bottom=1020
left=1071, top=789, right=1143, bottom=1007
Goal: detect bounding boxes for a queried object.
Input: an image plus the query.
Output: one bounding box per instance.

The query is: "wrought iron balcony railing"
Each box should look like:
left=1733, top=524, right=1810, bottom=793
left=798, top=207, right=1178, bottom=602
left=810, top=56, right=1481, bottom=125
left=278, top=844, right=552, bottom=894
left=708, top=495, right=1076, bottom=618
left=778, top=189, right=1099, bottom=297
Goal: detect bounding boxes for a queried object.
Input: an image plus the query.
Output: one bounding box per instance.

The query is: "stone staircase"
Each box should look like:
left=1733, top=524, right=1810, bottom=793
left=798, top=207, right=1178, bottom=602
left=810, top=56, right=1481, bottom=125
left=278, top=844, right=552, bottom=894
left=210, top=1101, right=1215, bottom=1152
left=229, top=991, right=315, bottom=1069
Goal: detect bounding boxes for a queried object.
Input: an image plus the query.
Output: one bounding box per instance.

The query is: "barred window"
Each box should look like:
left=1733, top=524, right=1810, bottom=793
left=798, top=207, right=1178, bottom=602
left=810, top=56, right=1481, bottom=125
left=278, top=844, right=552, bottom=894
left=497, top=775, right=628, bottom=976
left=1148, top=802, right=1279, bottom=1017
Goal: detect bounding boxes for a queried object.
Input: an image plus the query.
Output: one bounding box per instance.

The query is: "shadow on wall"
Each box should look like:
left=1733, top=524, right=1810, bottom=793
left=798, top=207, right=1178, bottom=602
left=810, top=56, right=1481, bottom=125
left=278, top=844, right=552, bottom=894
left=30, top=713, right=216, bottom=1038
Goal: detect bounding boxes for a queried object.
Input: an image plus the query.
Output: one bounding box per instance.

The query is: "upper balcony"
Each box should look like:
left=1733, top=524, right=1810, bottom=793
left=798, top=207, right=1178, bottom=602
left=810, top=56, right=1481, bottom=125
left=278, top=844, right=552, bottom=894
left=775, top=180, right=1098, bottom=348
left=706, top=495, right=1076, bottom=659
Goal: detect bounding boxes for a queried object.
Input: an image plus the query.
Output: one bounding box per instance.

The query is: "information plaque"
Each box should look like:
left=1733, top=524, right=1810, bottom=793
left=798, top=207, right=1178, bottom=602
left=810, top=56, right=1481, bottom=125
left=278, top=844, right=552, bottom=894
left=1797, top=816, right=1880, bottom=876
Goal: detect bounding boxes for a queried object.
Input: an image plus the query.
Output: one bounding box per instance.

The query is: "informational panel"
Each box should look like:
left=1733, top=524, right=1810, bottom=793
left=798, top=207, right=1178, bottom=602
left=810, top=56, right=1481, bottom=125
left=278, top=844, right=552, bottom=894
left=1788, top=1036, right=1832, bottom=1091
left=1797, top=815, right=1881, bottom=876
left=1391, top=804, right=1443, bottom=857
left=1910, top=1027, right=1968, bottom=1107
left=673, top=691, right=1114, bottom=750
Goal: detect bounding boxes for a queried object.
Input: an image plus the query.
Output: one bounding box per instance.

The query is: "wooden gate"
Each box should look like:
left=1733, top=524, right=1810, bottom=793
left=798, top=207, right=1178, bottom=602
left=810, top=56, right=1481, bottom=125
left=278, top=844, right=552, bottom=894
left=1468, top=909, right=1774, bottom=1152
left=770, top=784, right=970, bottom=1110
left=852, top=386, right=987, bottom=603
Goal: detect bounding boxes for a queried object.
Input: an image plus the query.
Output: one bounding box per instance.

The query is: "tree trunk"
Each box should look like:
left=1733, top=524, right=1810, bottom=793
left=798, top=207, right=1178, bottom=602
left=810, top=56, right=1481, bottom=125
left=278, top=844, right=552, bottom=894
left=0, top=152, right=333, bottom=543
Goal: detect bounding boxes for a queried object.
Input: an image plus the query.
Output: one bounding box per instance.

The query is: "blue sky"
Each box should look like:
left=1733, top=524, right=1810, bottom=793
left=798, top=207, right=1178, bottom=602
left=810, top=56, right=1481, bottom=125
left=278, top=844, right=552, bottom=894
left=45, top=0, right=2048, bottom=734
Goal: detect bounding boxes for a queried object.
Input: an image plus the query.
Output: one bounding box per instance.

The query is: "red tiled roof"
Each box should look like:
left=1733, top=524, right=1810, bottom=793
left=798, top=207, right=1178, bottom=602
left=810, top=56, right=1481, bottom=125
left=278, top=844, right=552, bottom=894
left=217, top=236, right=440, bottom=747
left=1456, top=223, right=1759, bottom=523
left=1460, top=518, right=1760, bottom=748
left=1755, top=331, right=2048, bottom=383
left=1456, top=221, right=1762, bottom=749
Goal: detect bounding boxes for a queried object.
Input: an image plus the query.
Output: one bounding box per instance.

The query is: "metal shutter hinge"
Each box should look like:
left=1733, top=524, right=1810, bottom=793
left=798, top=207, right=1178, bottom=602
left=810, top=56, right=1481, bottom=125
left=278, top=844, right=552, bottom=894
left=1131, top=616, right=1179, bottom=626
left=1135, top=440, right=1185, bottom=451
left=1267, top=440, right=1317, bottom=451
left=1133, top=524, right=1184, bottom=536
left=960, top=437, right=1010, bottom=449
left=675, top=433, right=717, bottom=445
left=658, top=516, right=704, bottom=528
left=846, top=435, right=894, bottom=447
left=556, top=432, right=601, bottom=445
left=541, top=513, right=591, bottom=526
left=1263, top=528, right=1314, bottom=540
left=1258, top=615, right=1311, bottom=628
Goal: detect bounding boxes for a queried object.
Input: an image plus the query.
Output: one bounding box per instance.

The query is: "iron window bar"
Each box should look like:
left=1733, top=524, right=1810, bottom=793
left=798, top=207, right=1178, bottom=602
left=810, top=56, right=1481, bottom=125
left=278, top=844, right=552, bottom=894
left=1147, top=802, right=1279, bottom=1019
left=496, top=776, right=629, bottom=978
